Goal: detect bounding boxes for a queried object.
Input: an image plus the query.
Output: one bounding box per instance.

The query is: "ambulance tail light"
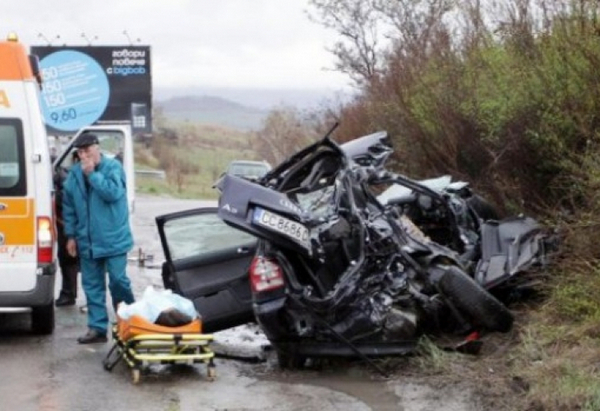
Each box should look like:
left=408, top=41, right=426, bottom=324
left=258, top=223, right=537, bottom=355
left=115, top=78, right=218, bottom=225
left=37, top=216, right=54, bottom=263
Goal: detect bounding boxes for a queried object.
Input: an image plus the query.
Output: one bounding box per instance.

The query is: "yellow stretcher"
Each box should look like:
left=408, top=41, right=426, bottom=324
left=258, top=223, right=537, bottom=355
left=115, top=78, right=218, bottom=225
left=102, top=315, right=216, bottom=384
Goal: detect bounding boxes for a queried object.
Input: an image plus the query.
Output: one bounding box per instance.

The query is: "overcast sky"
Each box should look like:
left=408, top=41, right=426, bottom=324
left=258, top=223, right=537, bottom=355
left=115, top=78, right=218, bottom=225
left=2, top=0, right=351, bottom=96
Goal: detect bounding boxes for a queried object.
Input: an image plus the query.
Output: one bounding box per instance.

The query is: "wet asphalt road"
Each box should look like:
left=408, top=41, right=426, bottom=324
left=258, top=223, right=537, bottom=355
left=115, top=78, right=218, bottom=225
left=0, top=194, right=475, bottom=411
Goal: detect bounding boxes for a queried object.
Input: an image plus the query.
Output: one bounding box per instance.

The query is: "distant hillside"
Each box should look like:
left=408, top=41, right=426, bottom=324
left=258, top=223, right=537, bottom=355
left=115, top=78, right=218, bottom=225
left=156, top=95, right=268, bottom=131
left=154, top=86, right=353, bottom=110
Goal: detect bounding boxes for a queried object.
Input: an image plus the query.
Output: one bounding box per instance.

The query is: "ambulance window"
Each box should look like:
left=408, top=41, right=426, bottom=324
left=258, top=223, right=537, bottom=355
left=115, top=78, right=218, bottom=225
left=0, top=119, right=26, bottom=196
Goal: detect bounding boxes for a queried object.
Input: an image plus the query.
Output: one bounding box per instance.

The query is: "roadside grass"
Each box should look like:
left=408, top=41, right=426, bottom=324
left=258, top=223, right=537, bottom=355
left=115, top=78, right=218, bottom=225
left=136, top=171, right=220, bottom=200
left=133, top=128, right=260, bottom=200
left=511, top=320, right=600, bottom=410
left=510, top=261, right=600, bottom=410
left=413, top=336, right=455, bottom=373
left=164, top=120, right=255, bottom=152
left=134, top=144, right=161, bottom=170
left=399, top=256, right=600, bottom=410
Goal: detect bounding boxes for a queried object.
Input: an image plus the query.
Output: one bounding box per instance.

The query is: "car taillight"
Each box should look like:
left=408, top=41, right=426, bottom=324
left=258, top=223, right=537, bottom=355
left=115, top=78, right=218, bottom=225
left=249, top=256, right=285, bottom=293
left=37, top=216, right=54, bottom=264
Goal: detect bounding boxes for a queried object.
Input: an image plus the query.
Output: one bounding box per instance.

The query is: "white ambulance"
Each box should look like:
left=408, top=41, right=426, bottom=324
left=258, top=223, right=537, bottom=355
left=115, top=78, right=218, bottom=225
left=0, top=34, right=56, bottom=334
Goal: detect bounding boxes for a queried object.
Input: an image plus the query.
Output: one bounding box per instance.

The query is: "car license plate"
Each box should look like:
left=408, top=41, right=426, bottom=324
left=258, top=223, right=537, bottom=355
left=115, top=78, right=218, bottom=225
left=253, top=207, right=310, bottom=249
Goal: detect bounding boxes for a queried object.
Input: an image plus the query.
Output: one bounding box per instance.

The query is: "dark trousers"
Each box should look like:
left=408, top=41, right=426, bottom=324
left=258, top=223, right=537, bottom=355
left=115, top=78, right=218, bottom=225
left=57, top=225, right=80, bottom=299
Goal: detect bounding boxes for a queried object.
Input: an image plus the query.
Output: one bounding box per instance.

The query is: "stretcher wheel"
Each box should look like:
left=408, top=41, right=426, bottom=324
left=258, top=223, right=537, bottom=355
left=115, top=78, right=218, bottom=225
left=131, top=368, right=141, bottom=384
left=207, top=363, right=216, bottom=381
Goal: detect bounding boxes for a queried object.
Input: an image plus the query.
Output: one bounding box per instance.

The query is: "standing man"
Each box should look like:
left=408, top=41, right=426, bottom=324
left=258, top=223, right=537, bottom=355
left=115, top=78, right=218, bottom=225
left=62, top=133, right=135, bottom=344
left=53, top=158, right=80, bottom=307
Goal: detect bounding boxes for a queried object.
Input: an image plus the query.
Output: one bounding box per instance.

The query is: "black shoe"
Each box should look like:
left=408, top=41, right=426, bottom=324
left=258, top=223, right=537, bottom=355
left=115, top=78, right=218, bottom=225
left=77, top=329, right=107, bottom=344
left=55, top=295, right=76, bottom=307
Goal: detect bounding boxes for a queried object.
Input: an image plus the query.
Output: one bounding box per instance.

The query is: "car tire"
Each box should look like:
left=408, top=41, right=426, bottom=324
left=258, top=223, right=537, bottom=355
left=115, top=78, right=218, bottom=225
left=466, top=194, right=500, bottom=221
left=276, top=349, right=305, bottom=369
left=436, top=266, right=514, bottom=333
left=31, top=302, right=55, bottom=335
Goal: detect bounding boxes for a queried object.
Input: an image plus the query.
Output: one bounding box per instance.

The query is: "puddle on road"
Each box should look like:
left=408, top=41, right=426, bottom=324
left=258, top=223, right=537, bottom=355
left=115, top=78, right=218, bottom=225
left=176, top=370, right=373, bottom=411
left=393, top=382, right=475, bottom=411
left=150, top=321, right=478, bottom=411
left=237, top=355, right=476, bottom=411
left=260, top=367, right=400, bottom=411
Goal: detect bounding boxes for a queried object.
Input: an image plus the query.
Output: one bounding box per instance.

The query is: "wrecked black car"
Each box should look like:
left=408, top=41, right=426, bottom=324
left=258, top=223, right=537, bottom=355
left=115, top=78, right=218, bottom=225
left=156, top=130, right=552, bottom=368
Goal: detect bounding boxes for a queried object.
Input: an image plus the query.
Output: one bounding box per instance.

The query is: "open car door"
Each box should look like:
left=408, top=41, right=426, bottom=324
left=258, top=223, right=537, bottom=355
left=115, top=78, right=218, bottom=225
left=156, top=207, right=257, bottom=333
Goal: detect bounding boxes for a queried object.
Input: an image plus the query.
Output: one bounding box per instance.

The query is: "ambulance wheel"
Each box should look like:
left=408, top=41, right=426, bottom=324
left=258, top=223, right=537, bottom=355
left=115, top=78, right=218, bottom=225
left=131, top=368, right=141, bottom=384
left=32, top=302, right=55, bottom=335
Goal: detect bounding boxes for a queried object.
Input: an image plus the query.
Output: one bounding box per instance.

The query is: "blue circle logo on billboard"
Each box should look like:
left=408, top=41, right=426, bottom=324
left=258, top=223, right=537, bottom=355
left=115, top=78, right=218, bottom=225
left=39, top=50, right=110, bottom=132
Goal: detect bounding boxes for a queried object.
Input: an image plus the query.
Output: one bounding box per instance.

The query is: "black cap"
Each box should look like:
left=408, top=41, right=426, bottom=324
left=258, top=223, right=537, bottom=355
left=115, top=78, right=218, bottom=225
left=73, top=133, right=99, bottom=148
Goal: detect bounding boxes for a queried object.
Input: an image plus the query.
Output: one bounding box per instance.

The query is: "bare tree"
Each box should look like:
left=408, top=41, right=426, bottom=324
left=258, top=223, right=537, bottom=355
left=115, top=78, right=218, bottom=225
left=375, top=0, right=455, bottom=55
left=308, top=0, right=384, bottom=86
left=253, top=107, right=320, bottom=165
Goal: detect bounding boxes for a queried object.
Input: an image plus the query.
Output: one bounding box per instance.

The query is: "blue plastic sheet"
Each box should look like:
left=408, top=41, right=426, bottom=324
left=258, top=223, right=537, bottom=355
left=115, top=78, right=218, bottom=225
left=117, top=286, right=198, bottom=323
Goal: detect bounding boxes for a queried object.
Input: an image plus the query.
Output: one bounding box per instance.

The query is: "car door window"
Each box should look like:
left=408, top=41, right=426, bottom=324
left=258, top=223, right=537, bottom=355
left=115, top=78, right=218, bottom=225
left=163, top=213, right=255, bottom=261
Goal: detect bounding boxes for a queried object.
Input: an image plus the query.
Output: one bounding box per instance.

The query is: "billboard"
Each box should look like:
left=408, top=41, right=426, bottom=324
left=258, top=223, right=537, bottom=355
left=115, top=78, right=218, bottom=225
left=30, top=45, right=152, bottom=135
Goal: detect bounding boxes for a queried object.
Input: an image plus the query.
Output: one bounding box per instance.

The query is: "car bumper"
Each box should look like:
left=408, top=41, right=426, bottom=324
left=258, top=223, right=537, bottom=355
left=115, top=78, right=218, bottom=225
left=254, top=295, right=418, bottom=358
left=253, top=297, right=289, bottom=341
left=0, top=264, right=56, bottom=307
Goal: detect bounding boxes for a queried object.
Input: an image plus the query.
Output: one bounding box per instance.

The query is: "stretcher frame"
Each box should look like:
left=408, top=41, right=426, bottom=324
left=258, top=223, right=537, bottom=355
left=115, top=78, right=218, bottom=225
left=102, top=316, right=216, bottom=384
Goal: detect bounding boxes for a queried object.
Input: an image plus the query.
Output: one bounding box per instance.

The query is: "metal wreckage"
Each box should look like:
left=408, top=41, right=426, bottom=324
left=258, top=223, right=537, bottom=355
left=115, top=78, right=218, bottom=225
left=213, top=129, right=555, bottom=370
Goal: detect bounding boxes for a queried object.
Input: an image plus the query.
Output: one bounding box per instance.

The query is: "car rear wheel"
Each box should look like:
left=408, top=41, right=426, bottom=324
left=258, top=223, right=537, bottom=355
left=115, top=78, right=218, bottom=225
left=276, top=349, right=306, bottom=369
left=436, top=266, right=513, bottom=333
left=31, top=302, right=55, bottom=335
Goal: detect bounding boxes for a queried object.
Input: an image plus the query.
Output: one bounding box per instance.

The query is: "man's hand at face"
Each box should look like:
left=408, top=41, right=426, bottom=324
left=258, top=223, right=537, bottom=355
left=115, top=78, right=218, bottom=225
left=77, top=144, right=99, bottom=175
left=81, top=156, right=95, bottom=175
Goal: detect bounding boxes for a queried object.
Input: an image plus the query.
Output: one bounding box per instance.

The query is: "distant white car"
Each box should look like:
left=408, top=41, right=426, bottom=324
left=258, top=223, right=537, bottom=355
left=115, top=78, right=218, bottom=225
left=213, top=160, right=271, bottom=189
left=226, top=160, right=271, bottom=180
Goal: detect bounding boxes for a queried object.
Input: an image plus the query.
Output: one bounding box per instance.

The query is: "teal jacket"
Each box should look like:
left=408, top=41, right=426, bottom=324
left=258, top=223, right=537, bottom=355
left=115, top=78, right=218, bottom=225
left=62, top=155, right=133, bottom=259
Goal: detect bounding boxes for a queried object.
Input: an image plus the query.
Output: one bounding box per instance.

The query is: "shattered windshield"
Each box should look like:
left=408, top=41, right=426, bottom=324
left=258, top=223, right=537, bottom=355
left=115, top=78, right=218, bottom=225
left=293, top=185, right=336, bottom=219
